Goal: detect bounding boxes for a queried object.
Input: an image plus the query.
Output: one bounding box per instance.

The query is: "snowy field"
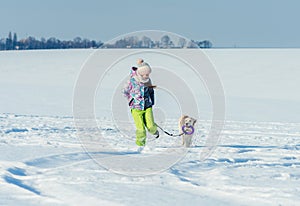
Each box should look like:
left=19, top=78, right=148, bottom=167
left=1, top=49, right=300, bottom=205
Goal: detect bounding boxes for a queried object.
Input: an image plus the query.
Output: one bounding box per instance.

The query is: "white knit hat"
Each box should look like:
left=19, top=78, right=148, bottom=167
left=137, top=62, right=151, bottom=76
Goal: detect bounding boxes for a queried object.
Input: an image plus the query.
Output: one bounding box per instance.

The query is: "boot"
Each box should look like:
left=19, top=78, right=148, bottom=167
left=154, top=130, right=159, bottom=139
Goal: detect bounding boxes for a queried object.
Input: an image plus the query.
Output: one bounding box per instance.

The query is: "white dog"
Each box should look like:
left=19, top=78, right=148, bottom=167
left=178, top=115, right=197, bottom=147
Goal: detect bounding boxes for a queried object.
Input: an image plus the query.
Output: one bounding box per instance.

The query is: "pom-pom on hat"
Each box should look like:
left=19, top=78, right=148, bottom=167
left=137, top=58, right=144, bottom=66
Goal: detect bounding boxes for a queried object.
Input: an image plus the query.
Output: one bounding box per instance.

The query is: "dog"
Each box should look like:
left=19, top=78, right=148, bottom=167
left=178, top=115, right=197, bottom=147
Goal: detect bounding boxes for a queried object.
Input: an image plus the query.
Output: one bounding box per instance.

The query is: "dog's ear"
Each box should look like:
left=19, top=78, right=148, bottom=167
left=179, top=115, right=187, bottom=125
left=179, top=115, right=187, bottom=121
left=182, top=115, right=189, bottom=120
left=192, top=118, right=197, bottom=125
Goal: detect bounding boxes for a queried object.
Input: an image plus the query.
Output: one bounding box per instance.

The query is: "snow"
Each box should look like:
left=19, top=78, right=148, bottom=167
left=1, top=49, right=300, bottom=205
left=204, top=49, right=300, bottom=122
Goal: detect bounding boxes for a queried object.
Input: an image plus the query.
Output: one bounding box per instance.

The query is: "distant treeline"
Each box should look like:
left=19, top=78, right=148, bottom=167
left=102, top=35, right=212, bottom=49
left=0, top=32, right=212, bottom=50
left=0, top=32, right=103, bottom=50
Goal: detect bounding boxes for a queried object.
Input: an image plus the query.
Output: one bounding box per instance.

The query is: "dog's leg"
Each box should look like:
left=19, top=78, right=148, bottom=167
left=186, top=136, right=192, bottom=147
left=183, top=135, right=188, bottom=147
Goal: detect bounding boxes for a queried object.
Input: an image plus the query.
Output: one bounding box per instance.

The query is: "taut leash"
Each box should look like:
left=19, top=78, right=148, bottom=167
left=156, top=124, right=195, bottom=137
left=156, top=124, right=184, bottom=137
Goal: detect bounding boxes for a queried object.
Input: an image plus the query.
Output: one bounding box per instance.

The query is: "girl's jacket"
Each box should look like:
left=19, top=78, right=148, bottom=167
left=123, top=70, right=154, bottom=110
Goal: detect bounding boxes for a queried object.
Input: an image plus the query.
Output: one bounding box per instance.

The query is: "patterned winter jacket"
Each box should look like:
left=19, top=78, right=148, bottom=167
left=123, top=70, right=154, bottom=110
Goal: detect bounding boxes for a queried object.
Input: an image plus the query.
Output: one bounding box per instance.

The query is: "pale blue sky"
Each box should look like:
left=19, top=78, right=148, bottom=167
left=1, top=0, right=300, bottom=47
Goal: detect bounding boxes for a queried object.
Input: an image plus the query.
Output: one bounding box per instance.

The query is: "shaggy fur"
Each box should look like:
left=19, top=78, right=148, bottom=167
left=178, top=115, right=197, bottom=147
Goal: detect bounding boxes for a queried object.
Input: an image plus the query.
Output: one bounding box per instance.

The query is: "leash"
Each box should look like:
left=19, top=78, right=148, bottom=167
left=156, top=124, right=184, bottom=137
left=156, top=124, right=195, bottom=137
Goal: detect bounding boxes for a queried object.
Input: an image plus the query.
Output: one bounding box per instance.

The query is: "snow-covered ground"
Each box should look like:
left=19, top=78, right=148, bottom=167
left=1, top=49, right=300, bottom=205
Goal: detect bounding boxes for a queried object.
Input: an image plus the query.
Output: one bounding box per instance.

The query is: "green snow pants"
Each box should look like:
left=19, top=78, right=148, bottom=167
left=131, top=107, right=157, bottom=146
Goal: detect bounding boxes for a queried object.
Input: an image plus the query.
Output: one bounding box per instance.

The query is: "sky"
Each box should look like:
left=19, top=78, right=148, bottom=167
left=1, top=0, right=300, bottom=48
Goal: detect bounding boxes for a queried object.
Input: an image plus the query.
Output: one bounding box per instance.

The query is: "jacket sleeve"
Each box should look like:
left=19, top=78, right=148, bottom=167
left=122, top=79, right=132, bottom=101
left=148, top=79, right=154, bottom=105
left=149, top=87, right=154, bottom=105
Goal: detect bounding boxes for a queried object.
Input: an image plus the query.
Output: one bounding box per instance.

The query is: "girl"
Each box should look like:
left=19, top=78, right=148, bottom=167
left=123, top=59, right=159, bottom=147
